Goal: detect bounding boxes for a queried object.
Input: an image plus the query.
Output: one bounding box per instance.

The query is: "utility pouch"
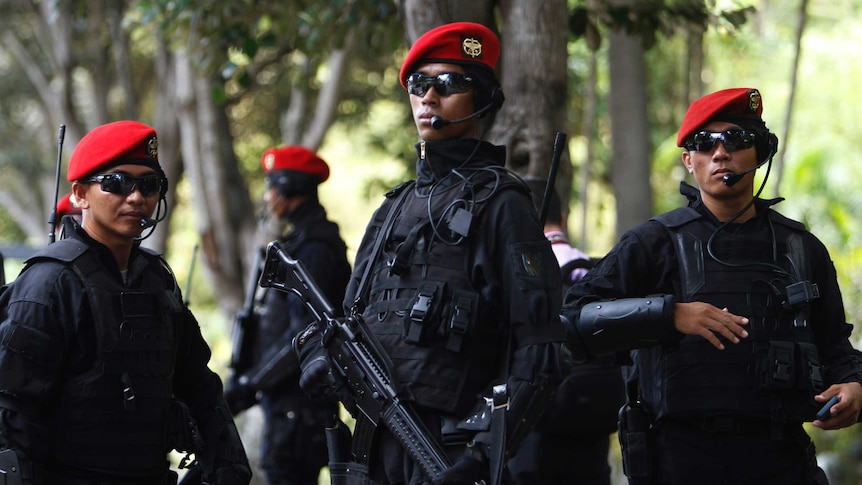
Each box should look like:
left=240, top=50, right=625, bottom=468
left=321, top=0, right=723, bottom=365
left=446, top=290, right=478, bottom=353
left=405, top=281, right=446, bottom=345
left=618, top=400, right=653, bottom=484
left=758, top=340, right=797, bottom=391
left=797, top=342, right=824, bottom=396
left=166, top=399, right=203, bottom=457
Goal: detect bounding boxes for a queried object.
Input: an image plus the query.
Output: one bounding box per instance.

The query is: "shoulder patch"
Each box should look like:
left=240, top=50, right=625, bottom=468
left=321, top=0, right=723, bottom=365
left=509, top=240, right=561, bottom=292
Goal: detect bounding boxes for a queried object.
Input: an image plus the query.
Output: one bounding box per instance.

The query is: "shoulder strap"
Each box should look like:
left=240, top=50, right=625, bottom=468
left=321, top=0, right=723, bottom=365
left=652, top=206, right=700, bottom=229
left=350, top=181, right=414, bottom=315
left=26, top=238, right=89, bottom=265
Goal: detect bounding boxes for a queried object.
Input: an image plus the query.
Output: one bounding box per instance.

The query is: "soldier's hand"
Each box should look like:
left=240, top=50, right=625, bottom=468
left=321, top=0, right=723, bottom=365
left=674, top=302, right=749, bottom=350
left=223, top=374, right=257, bottom=416
left=293, top=326, right=335, bottom=398
left=298, top=354, right=334, bottom=397
left=813, top=382, right=862, bottom=430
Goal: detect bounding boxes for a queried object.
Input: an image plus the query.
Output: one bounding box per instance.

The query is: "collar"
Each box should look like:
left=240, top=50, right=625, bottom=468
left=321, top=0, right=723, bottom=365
left=284, top=198, right=328, bottom=240
left=415, top=139, right=506, bottom=188
left=680, top=180, right=785, bottom=223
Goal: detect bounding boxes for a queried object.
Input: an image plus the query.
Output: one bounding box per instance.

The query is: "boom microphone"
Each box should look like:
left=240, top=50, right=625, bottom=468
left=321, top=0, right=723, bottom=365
left=721, top=165, right=760, bottom=187
left=431, top=103, right=495, bottom=130
left=140, top=217, right=158, bottom=229
left=140, top=211, right=167, bottom=230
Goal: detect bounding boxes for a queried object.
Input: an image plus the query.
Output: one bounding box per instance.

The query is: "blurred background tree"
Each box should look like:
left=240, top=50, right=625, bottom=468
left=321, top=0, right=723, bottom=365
left=1, top=0, right=861, bottom=483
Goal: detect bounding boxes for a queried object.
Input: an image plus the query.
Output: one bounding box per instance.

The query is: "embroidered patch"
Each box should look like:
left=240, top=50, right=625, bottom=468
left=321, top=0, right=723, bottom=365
left=520, top=250, right=543, bottom=277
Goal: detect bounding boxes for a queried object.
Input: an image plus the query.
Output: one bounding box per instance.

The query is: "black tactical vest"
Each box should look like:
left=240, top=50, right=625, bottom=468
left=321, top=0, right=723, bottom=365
left=30, top=239, right=184, bottom=474
left=650, top=207, right=823, bottom=422
left=359, top=172, right=524, bottom=416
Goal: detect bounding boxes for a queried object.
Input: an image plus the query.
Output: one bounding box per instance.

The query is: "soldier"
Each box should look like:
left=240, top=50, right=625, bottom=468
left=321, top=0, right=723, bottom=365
left=294, top=22, right=571, bottom=485
left=562, top=88, right=862, bottom=484
left=54, top=192, right=82, bottom=240
left=0, top=120, right=251, bottom=485
left=224, top=146, right=351, bottom=485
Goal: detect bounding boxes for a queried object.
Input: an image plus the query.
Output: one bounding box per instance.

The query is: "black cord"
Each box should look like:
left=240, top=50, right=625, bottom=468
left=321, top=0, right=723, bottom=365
left=704, top=157, right=795, bottom=280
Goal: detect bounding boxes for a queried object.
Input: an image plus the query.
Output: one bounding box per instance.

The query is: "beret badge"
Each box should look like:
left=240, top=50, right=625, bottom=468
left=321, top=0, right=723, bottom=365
left=748, top=89, right=761, bottom=113
left=461, top=36, right=483, bottom=59
left=146, top=136, right=159, bottom=159
left=264, top=153, right=276, bottom=171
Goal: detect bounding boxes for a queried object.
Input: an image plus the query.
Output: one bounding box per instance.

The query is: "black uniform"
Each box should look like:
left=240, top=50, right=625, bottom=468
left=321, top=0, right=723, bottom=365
left=0, top=224, right=250, bottom=485
left=342, top=139, right=570, bottom=485
left=564, top=184, right=862, bottom=484
left=252, top=199, right=350, bottom=485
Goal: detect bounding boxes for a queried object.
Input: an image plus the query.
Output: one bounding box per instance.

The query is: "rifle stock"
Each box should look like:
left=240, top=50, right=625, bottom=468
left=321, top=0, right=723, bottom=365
left=259, top=241, right=452, bottom=480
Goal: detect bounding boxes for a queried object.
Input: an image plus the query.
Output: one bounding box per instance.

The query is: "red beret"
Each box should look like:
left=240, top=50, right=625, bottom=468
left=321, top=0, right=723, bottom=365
left=677, top=88, right=764, bottom=146
left=56, top=192, right=81, bottom=219
left=399, top=22, right=500, bottom=89
left=68, top=120, right=160, bottom=181
left=261, top=146, right=329, bottom=183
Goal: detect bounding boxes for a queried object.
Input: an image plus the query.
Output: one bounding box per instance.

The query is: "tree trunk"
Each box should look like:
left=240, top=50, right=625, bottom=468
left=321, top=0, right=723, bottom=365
left=607, top=10, right=652, bottom=236
left=579, top=48, right=599, bottom=248
left=773, top=0, right=808, bottom=197
left=173, top=47, right=256, bottom=319
left=495, top=0, right=571, bottom=185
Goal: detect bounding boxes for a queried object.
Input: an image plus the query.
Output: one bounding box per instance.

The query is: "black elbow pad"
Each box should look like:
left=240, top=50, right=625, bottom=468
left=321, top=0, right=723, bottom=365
left=573, top=295, right=675, bottom=358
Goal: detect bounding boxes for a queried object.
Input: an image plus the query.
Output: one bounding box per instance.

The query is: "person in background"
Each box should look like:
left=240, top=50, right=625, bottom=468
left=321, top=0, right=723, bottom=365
left=54, top=192, right=83, bottom=240
left=562, top=88, right=862, bottom=484
left=223, top=145, right=351, bottom=485
left=0, top=120, right=251, bottom=485
left=292, top=21, right=571, bottom=485
left=507, top=179, right=624, bottom=485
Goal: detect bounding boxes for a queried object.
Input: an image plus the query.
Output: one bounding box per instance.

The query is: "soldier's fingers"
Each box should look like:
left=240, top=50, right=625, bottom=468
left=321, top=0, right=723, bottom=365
left=718, top=308, right=750, bottom=338
left=699, top=328, right=726, bottom=350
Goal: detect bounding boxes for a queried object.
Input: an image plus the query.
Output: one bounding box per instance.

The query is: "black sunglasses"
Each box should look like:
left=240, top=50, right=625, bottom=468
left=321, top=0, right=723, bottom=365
left=684, top=129, right=757, bottom=153
left=406, top=72, right=474, bottom=97
left=82, top=172, right=164, bottom=197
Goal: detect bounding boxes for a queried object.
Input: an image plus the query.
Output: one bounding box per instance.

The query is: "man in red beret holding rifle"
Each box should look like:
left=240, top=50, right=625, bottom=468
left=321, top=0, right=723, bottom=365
left=289, top=22, right=571, bottom=485
left=223, top=145, right=351, bottom=485
left=561, top=88, right=862, bottom=484
left=0, top=120, right=251, bottom=485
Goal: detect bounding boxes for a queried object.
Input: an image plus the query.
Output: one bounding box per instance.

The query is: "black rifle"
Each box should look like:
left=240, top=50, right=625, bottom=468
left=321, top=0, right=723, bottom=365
left=229, top=247, right=264, bottom=374
left=259, top=241, right=452, bottom=480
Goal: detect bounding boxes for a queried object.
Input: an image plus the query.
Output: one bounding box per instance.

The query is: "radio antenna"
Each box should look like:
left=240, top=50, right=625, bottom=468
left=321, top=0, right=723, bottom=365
left=47, top=124, right=66, bottom=244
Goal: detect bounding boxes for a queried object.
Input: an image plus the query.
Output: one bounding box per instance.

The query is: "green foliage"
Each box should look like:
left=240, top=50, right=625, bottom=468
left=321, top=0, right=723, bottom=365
left=569, top=0, right=753, bottom=50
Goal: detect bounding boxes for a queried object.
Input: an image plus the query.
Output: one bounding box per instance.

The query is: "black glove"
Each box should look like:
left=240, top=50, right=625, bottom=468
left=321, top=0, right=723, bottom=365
left=293, top=323, right=334, bottom=398
left=223, top=373, right=257, bottom=416
left=432, top=440, right=490, bottom=485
